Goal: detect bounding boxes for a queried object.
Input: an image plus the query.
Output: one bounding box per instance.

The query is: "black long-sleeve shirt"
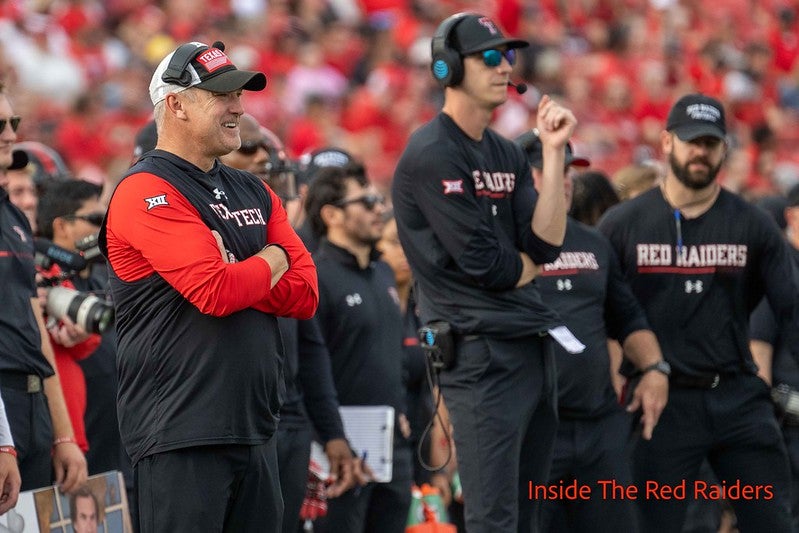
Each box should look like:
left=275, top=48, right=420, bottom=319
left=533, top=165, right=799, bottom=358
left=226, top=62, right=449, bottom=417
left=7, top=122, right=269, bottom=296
left=392, top=113, right=562, bottom=338
left=537, top=218, right=649, bottom=417
left=599, top=186, right=799, bottom=377
left=0, top=193, right=53, bottom=377
left=313, top=240, right=406, bottom=438
left=278, top=315, right=346, bottom=444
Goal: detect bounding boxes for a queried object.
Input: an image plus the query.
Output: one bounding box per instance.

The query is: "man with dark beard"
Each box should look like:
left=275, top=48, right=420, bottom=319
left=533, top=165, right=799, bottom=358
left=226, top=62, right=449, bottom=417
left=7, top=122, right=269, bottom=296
left=598, top=93, right=799, bottom=533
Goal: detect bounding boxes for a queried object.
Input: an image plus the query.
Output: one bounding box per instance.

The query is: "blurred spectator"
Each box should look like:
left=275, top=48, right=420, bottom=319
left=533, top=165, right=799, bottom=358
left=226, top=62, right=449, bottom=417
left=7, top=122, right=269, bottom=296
left=4, top=155, right=38, bottom=232
left=570, top=170, right=620, bottom=226
left=613, top=163, right=661, bottom=201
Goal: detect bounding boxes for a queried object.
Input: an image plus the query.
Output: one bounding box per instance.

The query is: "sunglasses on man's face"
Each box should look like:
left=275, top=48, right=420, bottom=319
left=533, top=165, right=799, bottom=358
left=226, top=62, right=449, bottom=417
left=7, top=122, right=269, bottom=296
left=334, top=193, right=385, bottom=211
left=479, top=49, right=517, bottom=67
left=0, top=116, right=21, bottom=134
left=64, top=213, right=105, bottom=226
left=238, top=140, right=267, bottom=156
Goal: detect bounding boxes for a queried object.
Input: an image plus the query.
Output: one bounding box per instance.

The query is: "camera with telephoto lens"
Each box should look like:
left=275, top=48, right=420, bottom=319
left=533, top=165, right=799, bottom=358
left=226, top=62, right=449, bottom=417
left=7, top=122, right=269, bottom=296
left=772, top=384, right=799, bottom=425
left=34, top=237, right=114, bottom=335
left=45, top=286, right=113, bottom=335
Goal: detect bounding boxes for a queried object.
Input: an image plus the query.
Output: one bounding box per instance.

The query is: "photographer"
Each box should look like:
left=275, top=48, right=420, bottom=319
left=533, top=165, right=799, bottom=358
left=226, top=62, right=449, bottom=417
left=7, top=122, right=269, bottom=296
left=35, top=179, right=107, bottom=454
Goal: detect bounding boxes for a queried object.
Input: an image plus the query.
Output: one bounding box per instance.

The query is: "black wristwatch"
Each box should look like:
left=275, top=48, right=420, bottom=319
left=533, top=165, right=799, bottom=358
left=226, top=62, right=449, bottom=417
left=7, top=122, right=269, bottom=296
left=641, top=360, right=671, bottom=377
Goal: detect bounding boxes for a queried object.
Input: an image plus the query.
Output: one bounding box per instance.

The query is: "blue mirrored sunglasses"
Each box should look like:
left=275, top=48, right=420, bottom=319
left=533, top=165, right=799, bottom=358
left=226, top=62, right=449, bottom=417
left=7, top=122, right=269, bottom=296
left=481, top=49, right=516, bottom=67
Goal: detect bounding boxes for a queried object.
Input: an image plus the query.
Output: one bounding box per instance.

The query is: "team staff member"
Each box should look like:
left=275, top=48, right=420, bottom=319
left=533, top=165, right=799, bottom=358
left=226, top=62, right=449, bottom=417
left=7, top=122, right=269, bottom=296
left=0, top=84, right=87, bottom=494
left=517, top=131, right=668, bottom=532
left=101, top=41, right=318, bottom=532
left=219, top=116, right=357, bottom=533
left=306, top=165, right=412, bottom=533
left=749, top=183, right=799, bottom=530
left=598, top=93, right=798, bottom=532
left=392, top=13, right=577, bottom=533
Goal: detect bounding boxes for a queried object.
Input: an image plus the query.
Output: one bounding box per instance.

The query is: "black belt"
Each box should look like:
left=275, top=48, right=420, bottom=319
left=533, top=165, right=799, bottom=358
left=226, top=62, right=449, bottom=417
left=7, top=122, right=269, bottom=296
left=0, top=372, right=43, bottom=393
left=670, top=372, right=736, bottom=390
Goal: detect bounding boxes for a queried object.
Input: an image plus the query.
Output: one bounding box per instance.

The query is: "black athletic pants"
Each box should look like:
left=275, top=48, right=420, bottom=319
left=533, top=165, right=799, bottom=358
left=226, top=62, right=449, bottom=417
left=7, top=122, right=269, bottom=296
left=1, top=378, right=53, bottom=491
left=633, top=374, right=792, bottom=532
left=135, top=439, right=282, bottom=533
left=440, top=334, right=558, bottom=533
left=277, top=423, right=312, bottom=533
left=540, top=408, right=638, bottom=532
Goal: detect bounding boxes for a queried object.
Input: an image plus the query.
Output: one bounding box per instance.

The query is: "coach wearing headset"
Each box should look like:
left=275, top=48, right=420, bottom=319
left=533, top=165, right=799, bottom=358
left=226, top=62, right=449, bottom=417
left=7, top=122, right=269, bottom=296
left=392, top=13, right=577, bottom=533
left=101, top=42, right=318, bottom=532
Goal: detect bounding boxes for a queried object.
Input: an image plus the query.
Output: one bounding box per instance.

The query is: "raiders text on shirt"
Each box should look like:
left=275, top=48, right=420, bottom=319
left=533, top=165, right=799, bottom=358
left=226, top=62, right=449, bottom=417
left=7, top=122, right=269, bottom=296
left=541, top=251, right=600, bottom=276
left=472, top=170, right=516, bottom=198
left=636, top=243, right=748, bottom=273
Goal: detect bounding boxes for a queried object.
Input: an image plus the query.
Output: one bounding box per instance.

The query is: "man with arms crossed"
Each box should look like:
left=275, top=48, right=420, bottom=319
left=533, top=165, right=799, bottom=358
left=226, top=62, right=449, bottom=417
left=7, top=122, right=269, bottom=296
left=101, top=42, right=318, bottom=532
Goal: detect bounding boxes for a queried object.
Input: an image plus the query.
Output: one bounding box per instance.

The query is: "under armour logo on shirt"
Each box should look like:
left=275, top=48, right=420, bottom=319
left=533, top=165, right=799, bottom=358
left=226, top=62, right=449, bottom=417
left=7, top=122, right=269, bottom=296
left=213, top=188, right=228, bottom=201
left=345, top=293, right=363, bottom=307
left=685, top=280, right=703, bottom=293
left=144, top=194, right=169, bottom=210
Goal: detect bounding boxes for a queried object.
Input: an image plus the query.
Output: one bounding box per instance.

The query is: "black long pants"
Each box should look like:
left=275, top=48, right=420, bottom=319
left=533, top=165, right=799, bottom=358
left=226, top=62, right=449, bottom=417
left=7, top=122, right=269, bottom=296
left=440, top=335, right=558, bottom=533
left=540, top=408, right=638, bottom=533
left=135, top=440, right=282, bottom=533
left=276, top=423, right=312, bottom=533
left=2, top=383, right=52, bottom=491
left=633, top=374, right=792, bottom=533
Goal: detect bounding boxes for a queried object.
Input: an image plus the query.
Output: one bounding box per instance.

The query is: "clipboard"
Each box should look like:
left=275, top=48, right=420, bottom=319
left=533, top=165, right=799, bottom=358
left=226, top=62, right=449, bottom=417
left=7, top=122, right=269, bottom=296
left=310, top=405, right=395, bottom=483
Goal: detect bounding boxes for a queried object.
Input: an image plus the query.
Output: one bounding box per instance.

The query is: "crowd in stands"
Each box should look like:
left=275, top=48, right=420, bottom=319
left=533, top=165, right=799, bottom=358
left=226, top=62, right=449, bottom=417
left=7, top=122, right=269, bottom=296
left=1, top=0, right=799, bottom=197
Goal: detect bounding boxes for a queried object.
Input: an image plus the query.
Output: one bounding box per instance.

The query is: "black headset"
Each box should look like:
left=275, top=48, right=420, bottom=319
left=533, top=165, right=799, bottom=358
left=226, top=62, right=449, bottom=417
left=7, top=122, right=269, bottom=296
left=430, top=13, right=472, bottom=88
left=161, top=43, right=208, bottom=86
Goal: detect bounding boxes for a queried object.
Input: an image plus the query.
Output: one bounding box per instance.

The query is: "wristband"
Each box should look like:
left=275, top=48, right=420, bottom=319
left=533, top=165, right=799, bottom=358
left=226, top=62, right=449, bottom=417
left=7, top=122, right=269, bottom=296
left=0, top=446, right=17, bottom=458
left=53, top=436, right=77, bottom=447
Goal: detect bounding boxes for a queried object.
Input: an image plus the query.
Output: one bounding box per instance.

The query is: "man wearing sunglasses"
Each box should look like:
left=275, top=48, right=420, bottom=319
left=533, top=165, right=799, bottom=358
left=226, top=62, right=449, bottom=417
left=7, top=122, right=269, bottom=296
left=0, top=83, right=87, bottom=500
left=392, top=13, right=577, bottom=533
left=305, top=165, right=414, bottom=533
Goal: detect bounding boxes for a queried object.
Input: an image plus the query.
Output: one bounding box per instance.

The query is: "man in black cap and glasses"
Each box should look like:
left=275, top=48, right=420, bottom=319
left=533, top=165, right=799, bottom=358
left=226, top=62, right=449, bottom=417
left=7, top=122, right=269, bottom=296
left=393, top=12, right=577, bottom=533
left=101, top=42, right=318, bottom=532
left=598, top=93, right=799, bottom=532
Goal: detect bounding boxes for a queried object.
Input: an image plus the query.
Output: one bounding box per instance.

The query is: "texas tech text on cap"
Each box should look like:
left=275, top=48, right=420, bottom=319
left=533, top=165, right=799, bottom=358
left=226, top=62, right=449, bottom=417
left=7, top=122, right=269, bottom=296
left=149, top=41, right=266, bottom=106
left=666, top=93, right=727, bottom=141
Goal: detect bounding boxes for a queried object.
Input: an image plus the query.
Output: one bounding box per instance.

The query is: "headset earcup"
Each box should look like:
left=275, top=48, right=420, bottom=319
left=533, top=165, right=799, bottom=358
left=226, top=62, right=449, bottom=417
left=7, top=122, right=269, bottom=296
left=430, top=13, right=469, bottom=88
left=431, top=48, right=463, bottom=88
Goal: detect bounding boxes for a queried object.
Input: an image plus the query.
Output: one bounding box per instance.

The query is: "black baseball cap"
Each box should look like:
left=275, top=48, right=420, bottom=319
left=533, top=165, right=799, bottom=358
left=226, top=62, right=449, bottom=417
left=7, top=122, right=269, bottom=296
left=150, top=41, right=266, bottom=105
left=515, top=130, right=590, bottom=169
left=132, top=120, right=158, bottom=161
left=666, top=93, right=726, bottom=141
left=451, top=14, right=528, bottom=55
left=8, top=149, right=28, bottom=170
left=298, top=147, right=364, bottom=185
